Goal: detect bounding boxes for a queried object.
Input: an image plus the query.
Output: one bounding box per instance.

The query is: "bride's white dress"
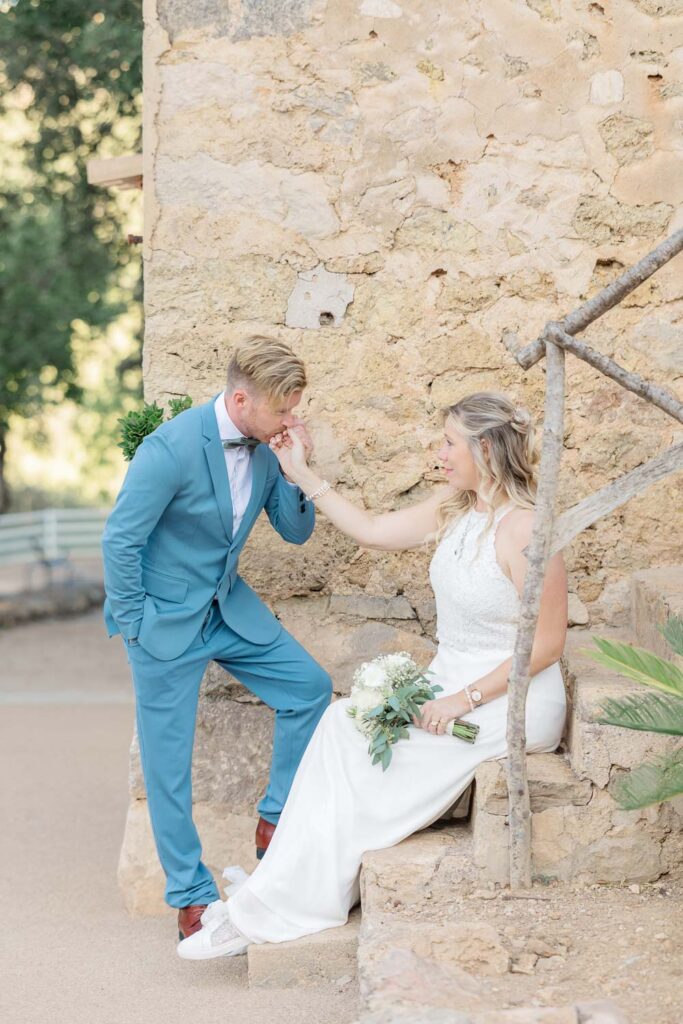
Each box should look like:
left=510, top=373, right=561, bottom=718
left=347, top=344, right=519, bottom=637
left=225, top=505, right=567, bottom=944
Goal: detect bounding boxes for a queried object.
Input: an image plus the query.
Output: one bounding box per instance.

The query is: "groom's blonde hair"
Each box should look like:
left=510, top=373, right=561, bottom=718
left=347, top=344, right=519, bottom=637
left=227, top=336, right=307, bottom=402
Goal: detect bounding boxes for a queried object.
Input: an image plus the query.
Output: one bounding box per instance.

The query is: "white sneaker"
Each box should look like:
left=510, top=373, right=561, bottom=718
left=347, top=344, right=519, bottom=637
left=176, top=899, right=250, bottom=960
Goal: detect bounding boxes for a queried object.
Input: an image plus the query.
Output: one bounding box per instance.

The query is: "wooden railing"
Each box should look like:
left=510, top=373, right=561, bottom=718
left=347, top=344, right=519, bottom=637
left=503, top=227, right=683, bottom=889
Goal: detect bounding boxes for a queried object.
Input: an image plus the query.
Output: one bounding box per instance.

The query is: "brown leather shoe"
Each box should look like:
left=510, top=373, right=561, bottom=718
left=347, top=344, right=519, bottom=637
left=178, top=904, right=208, bottom=942
left=255, top=816, right=276, bottom=860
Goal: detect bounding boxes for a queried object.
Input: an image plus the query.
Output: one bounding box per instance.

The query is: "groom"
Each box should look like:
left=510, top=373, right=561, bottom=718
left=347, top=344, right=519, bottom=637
left=102, top=336, right=332, bottom=940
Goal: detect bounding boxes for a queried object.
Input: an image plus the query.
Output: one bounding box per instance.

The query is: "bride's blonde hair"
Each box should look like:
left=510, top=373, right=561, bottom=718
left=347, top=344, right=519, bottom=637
left=435, top=392, right=539, bottom=541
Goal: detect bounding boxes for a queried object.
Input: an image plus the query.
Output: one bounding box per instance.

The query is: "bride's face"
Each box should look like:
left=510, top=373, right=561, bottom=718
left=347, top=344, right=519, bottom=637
left=437, top=418, right=480, bottom=492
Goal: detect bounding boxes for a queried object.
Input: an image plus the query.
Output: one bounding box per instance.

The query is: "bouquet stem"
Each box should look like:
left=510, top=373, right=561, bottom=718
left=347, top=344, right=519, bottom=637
left=446, top=718, right=480, bottom=743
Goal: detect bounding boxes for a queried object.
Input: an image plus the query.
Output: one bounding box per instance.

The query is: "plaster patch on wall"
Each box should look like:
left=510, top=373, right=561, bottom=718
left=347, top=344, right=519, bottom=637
left=589, top=70, right=624, bottom=105
left=360, top=0, right=403, bottom=17
left=286, top=264, right=355, bottom=329
left=158, top=0, right=315, bottom=43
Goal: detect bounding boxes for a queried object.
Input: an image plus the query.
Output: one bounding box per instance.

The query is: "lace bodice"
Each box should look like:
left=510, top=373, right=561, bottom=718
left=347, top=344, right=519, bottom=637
left=428, top=505, right=520, bottom=653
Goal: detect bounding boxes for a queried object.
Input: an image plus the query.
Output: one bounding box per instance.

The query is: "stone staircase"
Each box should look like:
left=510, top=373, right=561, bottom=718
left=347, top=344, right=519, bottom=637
left=252, top=567, right=682, bottom=1022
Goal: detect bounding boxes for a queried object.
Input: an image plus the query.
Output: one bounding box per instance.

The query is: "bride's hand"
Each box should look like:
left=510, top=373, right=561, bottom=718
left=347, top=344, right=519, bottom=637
left=414, top=693, right=469, bottom=735
left=269, top=424, right=310, bottom=479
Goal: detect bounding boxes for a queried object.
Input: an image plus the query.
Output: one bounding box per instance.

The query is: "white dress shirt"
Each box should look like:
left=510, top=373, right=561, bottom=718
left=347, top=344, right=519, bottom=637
left=214, top=392, right=298, bottom=536
left=214, top=393, right=255, bottom=536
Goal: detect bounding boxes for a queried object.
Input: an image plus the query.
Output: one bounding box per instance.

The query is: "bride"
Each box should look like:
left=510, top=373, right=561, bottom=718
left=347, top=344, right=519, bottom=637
left=178, top=391, right=567, bottom=959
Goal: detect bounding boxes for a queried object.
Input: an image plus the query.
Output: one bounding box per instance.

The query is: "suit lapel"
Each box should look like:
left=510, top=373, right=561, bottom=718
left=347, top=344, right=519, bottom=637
left=202, top=400, right=233, bottom=542
left=234, top=444, right=268, bottom=546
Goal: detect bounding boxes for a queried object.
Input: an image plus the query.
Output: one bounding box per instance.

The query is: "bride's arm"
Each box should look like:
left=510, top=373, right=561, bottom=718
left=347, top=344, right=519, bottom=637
left=419, top=509, right=568, bottom=730
left=270, top=427, right=450, bottom=551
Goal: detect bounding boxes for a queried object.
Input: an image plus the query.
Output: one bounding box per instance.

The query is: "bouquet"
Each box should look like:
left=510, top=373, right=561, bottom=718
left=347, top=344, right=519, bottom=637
left=347, top=652, right=479, bottom=771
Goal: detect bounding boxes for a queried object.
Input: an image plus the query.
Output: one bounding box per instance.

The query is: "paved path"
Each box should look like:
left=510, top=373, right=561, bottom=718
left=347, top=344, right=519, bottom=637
left=0, top=612, right=357, bottom=1024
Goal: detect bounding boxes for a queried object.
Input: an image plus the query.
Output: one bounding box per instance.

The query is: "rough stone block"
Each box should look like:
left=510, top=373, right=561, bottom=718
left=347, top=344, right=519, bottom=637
left=129, top=691, right=274, bottom=811
left=358, top=940, right=488, bottom=1019
left=563, top=630, right=679, bottom=788
left=360, top=827, right=476, bottom=924
left=117, top=799, right=258, bottom=916
left=474, top=755, right=592, bottom=816
left=247, top=908, right=360, bottom=988
left=360, top=918, right=509, bottom=986
left=275, top=597, right=436, bottom=696
left=328, top=594, right=417, bottom=621
left=474, top=1011, right=578, bottom=1024
left=472, top=783, right=680, bottom=886
left=631, top=566, right=683, bottom=665
left=573, top=1001, right=630, bottom=1024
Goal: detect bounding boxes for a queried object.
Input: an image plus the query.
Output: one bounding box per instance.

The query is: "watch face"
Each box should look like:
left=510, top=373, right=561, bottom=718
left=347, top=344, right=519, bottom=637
left=471, top=689, right=483, bottom=702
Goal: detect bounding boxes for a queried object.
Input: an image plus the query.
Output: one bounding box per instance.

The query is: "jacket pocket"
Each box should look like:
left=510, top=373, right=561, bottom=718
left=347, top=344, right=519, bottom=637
left=141, top=564, right=189, bottom=604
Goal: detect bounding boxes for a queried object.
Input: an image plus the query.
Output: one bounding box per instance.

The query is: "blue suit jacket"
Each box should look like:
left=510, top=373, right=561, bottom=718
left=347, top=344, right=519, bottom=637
left=101, top=397, right=315, bottom=661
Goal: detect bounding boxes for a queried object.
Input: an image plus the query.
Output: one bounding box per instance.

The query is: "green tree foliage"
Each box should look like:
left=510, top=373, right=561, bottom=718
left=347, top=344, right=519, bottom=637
left=587, top=620, right=683, bottom=809
left=0, top=1, right=142, bottom=509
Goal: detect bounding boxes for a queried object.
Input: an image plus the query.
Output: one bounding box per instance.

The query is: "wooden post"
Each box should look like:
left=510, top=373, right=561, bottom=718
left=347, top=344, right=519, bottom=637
left=501, top=230, right=683, bottom=888
left=505, top=340, right=566, bottom=889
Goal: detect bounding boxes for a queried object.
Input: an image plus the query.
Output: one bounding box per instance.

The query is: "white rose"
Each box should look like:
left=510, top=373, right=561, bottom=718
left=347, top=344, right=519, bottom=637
left=353, top=686, right=385, bottom=712
left=358, top=662, right=387, bottom=690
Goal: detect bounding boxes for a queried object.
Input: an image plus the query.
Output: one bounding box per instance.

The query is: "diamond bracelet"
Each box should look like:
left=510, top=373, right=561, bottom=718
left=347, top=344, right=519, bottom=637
left=305, top=479, right=331, bottom=502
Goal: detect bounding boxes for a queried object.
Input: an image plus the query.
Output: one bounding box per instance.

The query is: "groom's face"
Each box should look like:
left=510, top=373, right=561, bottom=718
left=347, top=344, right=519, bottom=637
left=233, top=387, right=303, bottom=443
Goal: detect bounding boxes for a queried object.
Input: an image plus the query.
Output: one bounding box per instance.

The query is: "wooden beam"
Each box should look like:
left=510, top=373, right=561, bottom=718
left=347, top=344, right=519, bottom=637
left=87, top=154, right=143, bottom=190
left=508, top=227, right=683, bottom=370
left=550, top=442, right=683, bottom=556
left=545, top=323, right=683, bottom=426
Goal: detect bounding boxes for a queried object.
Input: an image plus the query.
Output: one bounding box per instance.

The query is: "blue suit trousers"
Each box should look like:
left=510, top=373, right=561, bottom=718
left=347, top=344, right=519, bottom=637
left=126, top=601, right=332, bottom=908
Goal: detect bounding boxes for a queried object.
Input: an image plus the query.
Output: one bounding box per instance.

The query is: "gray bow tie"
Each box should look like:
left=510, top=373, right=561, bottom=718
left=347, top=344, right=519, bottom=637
left=222, top=436, right=260, bottom=451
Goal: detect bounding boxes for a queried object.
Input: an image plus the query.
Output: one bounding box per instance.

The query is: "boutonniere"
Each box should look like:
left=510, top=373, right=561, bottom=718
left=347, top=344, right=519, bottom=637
left=118, top=396, right=192, bottom=460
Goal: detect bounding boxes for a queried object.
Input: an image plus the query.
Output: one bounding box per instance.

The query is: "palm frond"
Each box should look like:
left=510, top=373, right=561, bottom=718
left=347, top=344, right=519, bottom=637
left=596, top=692, right=683, bottom=735
left=584, top=635, right=683, bottom=697
left=660, top=616, right=683, bottom=658
left=612, top=748, right=683, bottom=810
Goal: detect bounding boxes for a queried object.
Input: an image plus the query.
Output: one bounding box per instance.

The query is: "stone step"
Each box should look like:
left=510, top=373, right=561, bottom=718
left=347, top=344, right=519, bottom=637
left=357, top=908, right=629, bottom=1022
left=360, top=824, right=477, bottom=928
left=563, top=629, right=678, bottom=789
left=247, top=907, right=360, bottom=988
left=358, top=1000, right=628, bottom=1023
left=358, top=825, right=480, bottom=1018
left=631, top=566, right=683, bottom=663
left=470, top=751, right=682, bottom=886
left=357, top=919, right=510, bottom=1022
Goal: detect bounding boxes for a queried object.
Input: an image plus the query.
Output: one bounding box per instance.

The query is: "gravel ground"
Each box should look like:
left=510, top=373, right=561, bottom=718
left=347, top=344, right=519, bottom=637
left=0, top=611, right=358, bottom=1024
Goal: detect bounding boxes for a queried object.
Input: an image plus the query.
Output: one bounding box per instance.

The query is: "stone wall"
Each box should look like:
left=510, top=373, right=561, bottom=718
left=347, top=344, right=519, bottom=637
left=123, top=0, right=683, bottom=908
left=143, top=0, right=683, bottom=635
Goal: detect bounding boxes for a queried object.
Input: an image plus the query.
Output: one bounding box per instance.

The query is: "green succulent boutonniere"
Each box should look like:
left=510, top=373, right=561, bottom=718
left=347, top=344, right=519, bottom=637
left=118, top=396, right=193, bottom=461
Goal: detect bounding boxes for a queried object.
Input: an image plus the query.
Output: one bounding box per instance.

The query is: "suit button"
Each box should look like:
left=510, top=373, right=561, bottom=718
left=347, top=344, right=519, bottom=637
left=300, top=504, right=306, bottom=513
